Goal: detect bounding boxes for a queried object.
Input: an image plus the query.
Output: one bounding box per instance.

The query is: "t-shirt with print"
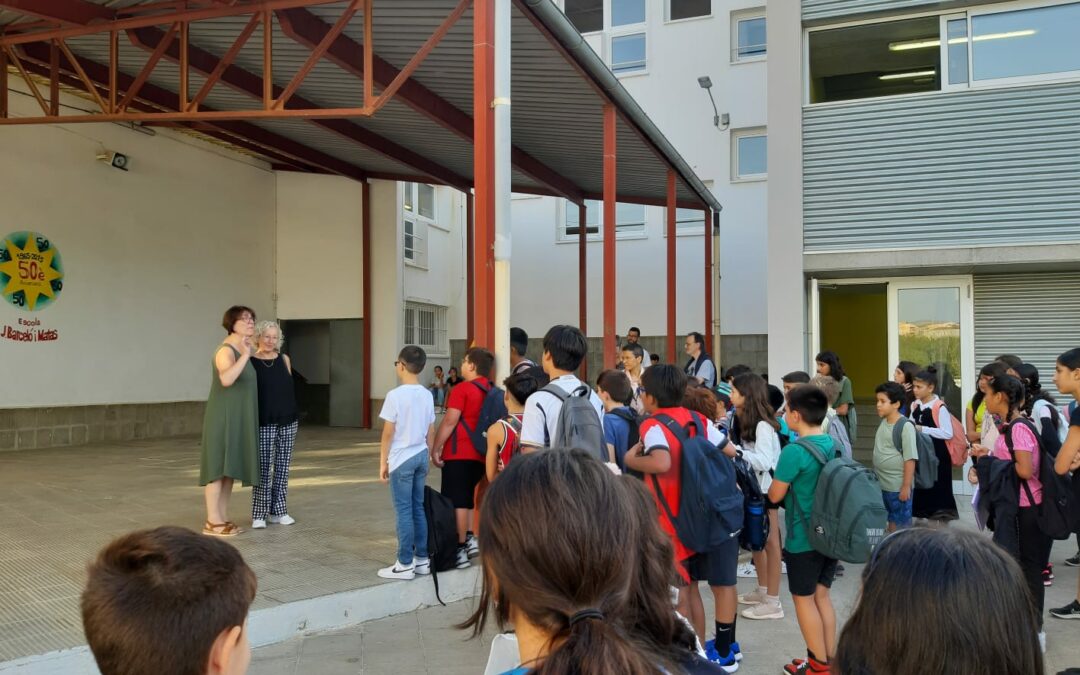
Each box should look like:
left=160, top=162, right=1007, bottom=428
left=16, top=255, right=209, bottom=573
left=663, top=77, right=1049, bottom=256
left=379, top=384, right=436, bottom=473
left=444, top=377, right=491, bottom=463
left=520, top=373, right=604, bottom=448
left=603, top=406, right=633, bottom=469
left=639, top=407, right=726, bottom=566
left=873, top=419, right=918, bottom=493
left=992, top=421, right=1043, bottom=507
left=775, top=434, right=836, bottom=555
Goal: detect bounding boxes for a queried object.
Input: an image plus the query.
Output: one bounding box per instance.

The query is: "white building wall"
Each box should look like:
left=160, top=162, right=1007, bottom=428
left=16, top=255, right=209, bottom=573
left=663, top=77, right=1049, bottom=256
left=0, top=91, right=276, bottom=408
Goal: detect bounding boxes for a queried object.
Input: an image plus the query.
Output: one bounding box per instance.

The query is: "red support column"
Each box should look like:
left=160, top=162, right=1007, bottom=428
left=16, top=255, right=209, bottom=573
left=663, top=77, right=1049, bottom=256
left=666, top=170, right=677, bottom=363
left=602, top=103, right=617, bottom=368
left=361, top=180, right=372, bottom=428
left=473, top=0, right=495, bottom=349
left=578, top=202, right=588, bottom=379
left=704, top=207, right=714, bottom=357
left=466, top=192, right=475, bottom=347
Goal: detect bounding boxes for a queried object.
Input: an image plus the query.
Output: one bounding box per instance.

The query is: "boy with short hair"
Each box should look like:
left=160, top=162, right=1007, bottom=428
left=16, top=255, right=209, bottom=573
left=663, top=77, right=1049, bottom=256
left=377, top=345, right=436, bottom=580
left=82, top=526, right=257, bottom=675
left=650, top=353, right=661, bottom=366
left=597, top=369, right=636, bottom=469
left=873, top=381, right=917, bottom=532
left=768, top=385, right=838, bottom=674
left=485, top=369, right=543, bottom=481
left=520, top=325, right=604, bottom=449
left=433, top=346, right=496, bottom=568
left=509, top=327, right=536, bottom=375
left=625, top=365, right=741, bottom=672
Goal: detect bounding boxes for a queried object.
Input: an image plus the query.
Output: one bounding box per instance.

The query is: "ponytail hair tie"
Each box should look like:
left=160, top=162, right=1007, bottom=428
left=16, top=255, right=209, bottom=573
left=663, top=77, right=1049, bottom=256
left=569, top=608, right=604, bottom=626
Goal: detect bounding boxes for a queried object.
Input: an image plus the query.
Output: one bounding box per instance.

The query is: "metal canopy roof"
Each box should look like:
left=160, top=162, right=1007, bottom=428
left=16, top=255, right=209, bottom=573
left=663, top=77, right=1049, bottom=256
left=0, top=0, right=721, bottom=211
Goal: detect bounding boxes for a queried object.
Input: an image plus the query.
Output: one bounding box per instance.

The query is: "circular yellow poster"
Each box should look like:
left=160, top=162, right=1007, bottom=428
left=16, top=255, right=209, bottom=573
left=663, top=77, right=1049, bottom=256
left=0, top=231, right=64, bottom=312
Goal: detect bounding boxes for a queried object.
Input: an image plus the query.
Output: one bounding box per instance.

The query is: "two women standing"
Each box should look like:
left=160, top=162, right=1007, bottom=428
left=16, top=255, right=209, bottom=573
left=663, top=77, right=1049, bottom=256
left=199, top=306, right=297, bottom=536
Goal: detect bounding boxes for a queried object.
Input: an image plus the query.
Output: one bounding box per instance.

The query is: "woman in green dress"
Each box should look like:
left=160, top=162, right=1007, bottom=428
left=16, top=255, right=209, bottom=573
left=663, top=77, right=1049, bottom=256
left=200, top=305, right=260, bottom=536
left=816, top=350, right=857, bottom=443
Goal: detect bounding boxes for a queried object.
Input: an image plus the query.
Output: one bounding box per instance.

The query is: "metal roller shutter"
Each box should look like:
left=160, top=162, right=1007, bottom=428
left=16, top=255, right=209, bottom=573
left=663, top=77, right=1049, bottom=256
left=973, top=273, right=1080, bottom=402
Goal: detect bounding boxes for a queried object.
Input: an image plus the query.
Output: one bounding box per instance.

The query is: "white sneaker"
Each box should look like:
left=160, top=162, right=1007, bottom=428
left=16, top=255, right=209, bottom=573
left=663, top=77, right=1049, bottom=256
left=1038, top=631, right=1046, bottom=654
left=269, top=514, right=296, bottom=525
left=377, top=561, right=416, bottom=580
left=465, top=534, right=480, bottom=558
left=251, top=519, right=267, bottom=529
left=414, top=557, right=431, bottom=576
left=736, top=562, right=757, bottom=579
left=455, top=546, right=471, bottom=569
left=737, top=588, right=766, bottom=606
left=741, top=600, right=784, bottom=620
left=782, top=561, right=788, bottom=575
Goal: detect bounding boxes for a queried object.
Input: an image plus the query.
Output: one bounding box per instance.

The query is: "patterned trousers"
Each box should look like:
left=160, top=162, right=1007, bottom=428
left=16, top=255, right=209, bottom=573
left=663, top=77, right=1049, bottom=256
left=252, top=421, right=299, bottom=520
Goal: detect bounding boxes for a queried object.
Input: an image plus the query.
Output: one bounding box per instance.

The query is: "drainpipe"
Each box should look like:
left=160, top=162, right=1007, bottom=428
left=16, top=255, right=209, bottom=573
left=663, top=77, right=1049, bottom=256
left=492, top=0, right=512, bottom=374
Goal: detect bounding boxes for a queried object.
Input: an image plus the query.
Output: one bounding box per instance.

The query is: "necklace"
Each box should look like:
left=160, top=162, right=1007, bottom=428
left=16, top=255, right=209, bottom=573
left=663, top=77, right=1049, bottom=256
left=255, top=352, right=278, bottom=367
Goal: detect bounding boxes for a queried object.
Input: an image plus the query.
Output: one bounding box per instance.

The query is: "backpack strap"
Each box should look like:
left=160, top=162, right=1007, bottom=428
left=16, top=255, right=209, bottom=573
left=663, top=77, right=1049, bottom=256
left=1004, top=419, right=1041, bottom=510
left=891, top=417, right=910, bottom=456
left=470, top=380, right=492, bottom=396
left=540, top=383, right=569, bottom=401
left=793, top=437, right=831, bottom=466
left=647, top=413, right=685, bottom=531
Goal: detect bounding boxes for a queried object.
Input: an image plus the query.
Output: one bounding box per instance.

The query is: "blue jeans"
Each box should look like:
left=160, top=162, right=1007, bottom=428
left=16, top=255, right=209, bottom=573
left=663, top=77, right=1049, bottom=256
left=390, top=450, right=429, bottom=565
left=431, top=386, right=446, bottom=407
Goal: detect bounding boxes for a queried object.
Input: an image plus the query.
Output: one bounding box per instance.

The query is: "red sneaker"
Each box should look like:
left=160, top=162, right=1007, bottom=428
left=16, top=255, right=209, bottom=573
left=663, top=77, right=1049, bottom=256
left=783, top=657, right=828, bottom=674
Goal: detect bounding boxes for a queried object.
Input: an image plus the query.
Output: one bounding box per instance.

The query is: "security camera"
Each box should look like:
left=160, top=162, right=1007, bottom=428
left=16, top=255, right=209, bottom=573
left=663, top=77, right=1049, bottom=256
left=96, top=150, right=129, bottom=171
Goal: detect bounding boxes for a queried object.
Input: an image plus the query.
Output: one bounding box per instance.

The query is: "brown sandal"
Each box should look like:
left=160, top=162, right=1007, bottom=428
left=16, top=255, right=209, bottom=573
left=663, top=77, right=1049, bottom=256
left=203, top=521, right=240, bottom=537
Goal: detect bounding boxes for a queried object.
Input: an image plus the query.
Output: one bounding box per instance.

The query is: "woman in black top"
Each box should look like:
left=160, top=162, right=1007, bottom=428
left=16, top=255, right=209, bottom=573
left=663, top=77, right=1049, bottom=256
left=250, top=320, right=299, bottom=529
left=446, top=366, right=464, bottom=390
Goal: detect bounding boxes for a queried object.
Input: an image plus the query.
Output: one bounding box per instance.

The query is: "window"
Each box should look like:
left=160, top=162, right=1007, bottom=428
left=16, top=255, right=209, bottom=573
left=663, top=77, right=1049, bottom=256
left=969, top=3, right=1080, bottom=82
left=561, top=199, right=647, bottom=240
left=402, top=182, right=435, bottom=266
left=403, top=218, right=426, bottom=265
left=565, top=0, right=602, bottom=33
left=403, top=302, right=448, bottom=356
left=733, top=12, right=766, bottom=61
left=669, top=0, right=711, bottom=21
left=612, top=33, right=647, bottom=73
left=611, top=0, right=645, bottom=26
left=732, top=129, right=767, bottom=180
left=676, top=207, right=705, bottom=231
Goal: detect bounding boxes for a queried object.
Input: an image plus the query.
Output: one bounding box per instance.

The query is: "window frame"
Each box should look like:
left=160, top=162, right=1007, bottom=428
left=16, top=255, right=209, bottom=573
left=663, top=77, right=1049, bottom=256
left=731, top=128, right=768, bottom=182
left=610, top=31, right=648, bottom=76
left=557, top=199, right=649, bottom=243
left=402, top=182, right=435, bottom=268
left=402, top=301, right=449, bottom=357
left=665, top=0, right=713, bottom=24
left=731, top=9, right=767, bottom=64
left=803, top=0, right=1080, bottom=107
left=560, top=0, right=648, bottom=76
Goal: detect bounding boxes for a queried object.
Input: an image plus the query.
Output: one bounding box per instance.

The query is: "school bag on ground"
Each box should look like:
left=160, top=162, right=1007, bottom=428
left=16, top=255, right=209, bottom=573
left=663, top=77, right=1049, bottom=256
left=650, top=413, right=744, bottom=554
left=892, top=417, right=939, bottom=490
left=459, top=381, right=508, bottom=456
left=541, top=383, right=606, bottom=461
left=1005, top=419, right=1077, bottom=540
left=732, top=453, right=768, bottom=552
left=929, top=400, right=970, bottom=467
left=790, top=438, right=887, bottom=564
left=423, top=486, right=460, bottom=605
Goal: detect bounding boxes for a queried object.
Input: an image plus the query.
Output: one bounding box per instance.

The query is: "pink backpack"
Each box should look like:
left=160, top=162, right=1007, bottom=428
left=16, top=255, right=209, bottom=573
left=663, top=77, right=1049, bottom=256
left=930, top=400, right=969, bottom=467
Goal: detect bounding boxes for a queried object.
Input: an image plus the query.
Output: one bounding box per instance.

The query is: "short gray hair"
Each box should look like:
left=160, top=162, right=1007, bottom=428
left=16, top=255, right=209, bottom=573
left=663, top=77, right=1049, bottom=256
left=254, top=320, right=284, bottom=350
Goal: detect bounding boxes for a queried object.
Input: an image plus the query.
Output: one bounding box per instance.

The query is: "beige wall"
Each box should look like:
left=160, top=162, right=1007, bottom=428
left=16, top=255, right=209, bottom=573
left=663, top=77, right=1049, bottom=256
left=275, top=173, right=364, bottom=320
left=369, top=179, right=402, bottom=400
left=0, top=91, right=275, bottom=408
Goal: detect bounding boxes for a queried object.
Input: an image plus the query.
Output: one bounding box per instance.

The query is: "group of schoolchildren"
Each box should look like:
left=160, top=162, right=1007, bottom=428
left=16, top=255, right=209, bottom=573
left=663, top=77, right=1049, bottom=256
left=75, top=333, right=1080, bottom=675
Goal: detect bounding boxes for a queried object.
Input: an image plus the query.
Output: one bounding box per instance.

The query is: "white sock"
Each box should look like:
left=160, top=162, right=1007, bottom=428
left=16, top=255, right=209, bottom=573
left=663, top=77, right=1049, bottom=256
left=757, top=586, right=767, bottom=595
left=766, top=594, right=780, bottom=605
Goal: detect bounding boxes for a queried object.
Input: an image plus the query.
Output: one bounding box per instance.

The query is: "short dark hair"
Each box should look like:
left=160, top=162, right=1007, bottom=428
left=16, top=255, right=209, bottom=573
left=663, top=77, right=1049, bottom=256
left=914, top=366, right=939, bottom=391
left=543, top=325, right=588, bottom=371
left=434, top=365, right=444, bottom=373
left=641, top=364, right=687, bottom=408
left=875, top=381, right=906, bottom=405
left=621, top=342, right=644, bottom=361
left=627, top=326, right=641, bottom=336
left=82, top=526, right=257, bottom=675
left=785, top=385, right=828, bottom=426
left=782, top=370, right=811, bottom=385
left=687, top=331, right=705, bottom=348
left=723, top=364, right=752, bottom=382
left=767, top=384, right=785, bottom=411
left=597, top=369, right=633, bottom=406
left=504, top=368, right=543, bottom=406
left=510, top=327, right=529, bottom=357
left=221, top=305, right=255, bottom=334
left=995, top=354, right=1024, bottom=369
left=649, top=353, right=660, bottom=363
left=398, top=345, right=426, bottom=374
left=466, top=347, right=495, bottom=378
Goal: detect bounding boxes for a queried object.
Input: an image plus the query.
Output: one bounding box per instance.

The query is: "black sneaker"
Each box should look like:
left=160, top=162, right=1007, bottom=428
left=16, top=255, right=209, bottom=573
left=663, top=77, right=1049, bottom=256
left=1050, top=599, right=1080, bottom=619
left=1065, top=551, right=1080, bottom=567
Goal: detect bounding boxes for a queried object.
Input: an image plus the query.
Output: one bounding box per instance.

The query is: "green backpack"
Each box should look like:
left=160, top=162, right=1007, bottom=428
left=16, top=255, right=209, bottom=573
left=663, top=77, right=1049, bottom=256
left=791, top=439, right=888, bottom=564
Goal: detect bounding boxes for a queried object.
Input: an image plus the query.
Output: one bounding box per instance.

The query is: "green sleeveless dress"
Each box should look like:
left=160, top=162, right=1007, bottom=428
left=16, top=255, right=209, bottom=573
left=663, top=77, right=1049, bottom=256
left=199, top=344, right=260, bottom=486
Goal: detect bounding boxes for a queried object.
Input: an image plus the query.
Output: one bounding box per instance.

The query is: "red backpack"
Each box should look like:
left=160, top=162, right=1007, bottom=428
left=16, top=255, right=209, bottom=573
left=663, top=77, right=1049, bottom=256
left=929, top=400, right=969, bottom=467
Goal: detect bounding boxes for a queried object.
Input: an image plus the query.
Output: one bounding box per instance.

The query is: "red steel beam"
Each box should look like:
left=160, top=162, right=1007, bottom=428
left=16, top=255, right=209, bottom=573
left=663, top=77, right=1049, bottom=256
left=361, top=180, right=372, bottom=428
left=705, top=208, right=714, bottom=356
left=0, top=0, right=112, bottom=26
left=273, top=0, right=359, bottom=110
left=472, top=0, right=495, bottom=349
left=186, top=15, right=260, bottom=112
left=666, top=169, right=677, bottom=364
left=49, top=39, right=60, bottom=115
left=466, top=192, right=475, bottom=348
left=276, top=7, right=585, bottom=204
left=578, top=202, right=588, bottom=379
left=2, top=45, right=50, bottom=114
left=602, top=103, right=616, bottom=368
left=127, top=27, right=472, bottom=190
left=117, top=21, right=177, bottom=112
left=0, top=48, right=7, bottom=118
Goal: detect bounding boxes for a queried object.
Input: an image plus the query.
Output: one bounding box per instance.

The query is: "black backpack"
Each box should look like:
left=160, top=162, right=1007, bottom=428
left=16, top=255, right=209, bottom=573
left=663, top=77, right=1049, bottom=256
left=733, top=453, right=769, bottom=552
left=454, top=380, right=507, bottom=457
left=1005, top=419, right=1077, bottom=540
left=423, top=486, right=459, bottom=605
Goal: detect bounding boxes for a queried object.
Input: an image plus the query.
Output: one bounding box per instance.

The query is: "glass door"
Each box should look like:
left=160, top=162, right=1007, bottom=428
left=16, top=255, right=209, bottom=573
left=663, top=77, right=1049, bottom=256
left=887, top=277, right=975, bottom=494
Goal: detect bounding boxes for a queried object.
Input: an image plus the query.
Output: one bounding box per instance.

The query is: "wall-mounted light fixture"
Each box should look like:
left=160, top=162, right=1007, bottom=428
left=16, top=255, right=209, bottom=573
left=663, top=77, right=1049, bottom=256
left=697, top=76, right=729, bottom=130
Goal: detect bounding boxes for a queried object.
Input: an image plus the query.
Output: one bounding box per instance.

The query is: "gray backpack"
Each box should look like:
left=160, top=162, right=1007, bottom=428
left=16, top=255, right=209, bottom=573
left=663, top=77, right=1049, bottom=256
left=791, top=438, right=888, bottom=564
left=891, top=417, right=938, bottom=490
left=822, top=414, right=852, bottom=459
left=541, top=384, right=606, bottom=461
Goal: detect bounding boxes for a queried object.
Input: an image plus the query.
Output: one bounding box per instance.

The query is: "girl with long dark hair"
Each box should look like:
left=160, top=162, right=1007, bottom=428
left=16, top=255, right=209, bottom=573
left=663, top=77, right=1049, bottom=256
left=966, top=361, right=1009, bottom=445
left=909, top=367, right=959, bottom=524
left=892, top=360, right=919, bottom=416
left=815, top=351, right=856, bottom=443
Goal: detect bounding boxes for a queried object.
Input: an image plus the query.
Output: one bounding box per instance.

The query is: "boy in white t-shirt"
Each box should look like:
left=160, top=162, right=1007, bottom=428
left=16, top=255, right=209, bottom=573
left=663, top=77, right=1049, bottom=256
left=377, top=346, right=436, bottom=581
left=520, top=324, right=604, bottom=450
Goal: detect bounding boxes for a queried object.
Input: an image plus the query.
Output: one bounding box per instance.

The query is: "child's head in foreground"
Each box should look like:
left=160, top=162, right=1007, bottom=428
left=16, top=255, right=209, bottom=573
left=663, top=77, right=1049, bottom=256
left=82, top=526, right=257, bottom=675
